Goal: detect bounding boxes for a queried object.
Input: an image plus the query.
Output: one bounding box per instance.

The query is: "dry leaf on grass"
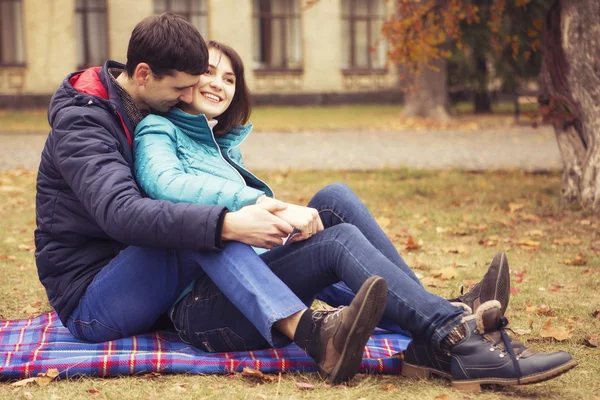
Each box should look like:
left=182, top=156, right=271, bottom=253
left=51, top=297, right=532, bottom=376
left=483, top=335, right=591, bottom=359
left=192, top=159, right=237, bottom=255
left=508, top=203, right=525, bottom=213
left=584, top=336, right=600, bottom=348
left=433, top=395, right=451, bottom=400
left=405, top=236, right=422, bottom=252
left=521, top=213, right=541, bottom=222
left=420, top=276, right=448, bottom=288
left=430, top=267, right=457, bottom=280
left=539, top=319, right=574, bottom=341
left=295, top=382, right=315, bottom=390
left=592, top=310, right=600, bottom=319
left=554, top=237, right=582, bottom=246
left=513, top=328, right=532, bottom=336
left=241, top=367, right=277, bottom=382
left=493, top=217, right=514, bottom=227
left=525, top=303, right=555, bottom=316
left=562, top=254, right=587, bottom=266
left=382, top=383, right=397, bottom=391
left=442, top=246, right=467, bottom=254
left=11, top=369, right=59, bottom=387
left=518, top=239, right=541, bottom=249
left=510, top=287, right=521, bottom=294
left=526, top=229, right=546, bottom=237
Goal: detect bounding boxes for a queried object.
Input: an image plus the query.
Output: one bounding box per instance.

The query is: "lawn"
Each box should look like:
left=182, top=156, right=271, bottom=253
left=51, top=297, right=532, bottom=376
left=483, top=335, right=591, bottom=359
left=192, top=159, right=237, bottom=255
left=0, top=168, right=598, bottom=400
left=0, top=102, right=539, bottom=134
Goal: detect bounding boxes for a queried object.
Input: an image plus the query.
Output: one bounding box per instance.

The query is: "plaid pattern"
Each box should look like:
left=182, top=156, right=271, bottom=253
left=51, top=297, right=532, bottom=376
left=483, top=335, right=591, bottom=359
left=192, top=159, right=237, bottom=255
left=0, top=312, right=411, bottom=380
left=108, top=68, right=148, bottom=129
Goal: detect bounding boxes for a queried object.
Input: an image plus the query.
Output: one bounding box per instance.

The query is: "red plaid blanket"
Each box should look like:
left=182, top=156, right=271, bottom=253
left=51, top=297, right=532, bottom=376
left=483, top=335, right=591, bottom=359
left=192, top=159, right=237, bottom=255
left=0, top=312, right=411, bottom=380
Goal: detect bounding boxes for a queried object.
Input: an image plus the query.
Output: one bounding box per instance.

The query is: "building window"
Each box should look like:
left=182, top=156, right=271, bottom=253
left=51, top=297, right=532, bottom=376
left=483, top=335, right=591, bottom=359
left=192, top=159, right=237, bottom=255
left=253, top=0, right=302, bottom=71
left=154, top=0, right=208, bottom=39
left=75, top=0, right=109, bottom=69
left=0, top=0, right=25, bottom=66
left=341, top=0, right=386, bottom=70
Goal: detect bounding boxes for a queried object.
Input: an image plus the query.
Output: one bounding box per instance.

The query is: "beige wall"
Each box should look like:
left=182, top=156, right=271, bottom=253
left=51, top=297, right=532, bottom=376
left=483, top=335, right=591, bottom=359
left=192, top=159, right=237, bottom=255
left=1, top=0, right=77, bottom=95
left=107, top=0, right=153, bottom=63
left=0, top=0, right=397, bottom=98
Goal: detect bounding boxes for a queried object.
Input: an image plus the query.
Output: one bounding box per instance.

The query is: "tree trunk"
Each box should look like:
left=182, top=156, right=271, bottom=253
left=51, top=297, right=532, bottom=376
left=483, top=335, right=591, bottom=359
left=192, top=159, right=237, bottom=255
left=539, top=0, right=600, bottom=212
left=403, top=58, right=451, bottom=121
left=474, top=55, right=492, bottom=113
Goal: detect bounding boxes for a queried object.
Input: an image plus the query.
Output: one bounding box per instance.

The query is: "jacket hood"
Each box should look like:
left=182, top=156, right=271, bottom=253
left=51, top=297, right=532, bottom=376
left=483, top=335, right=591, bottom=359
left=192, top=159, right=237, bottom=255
left=47, top=61, right=136, bottom=146
left=165, top=107, right=253, bottom=149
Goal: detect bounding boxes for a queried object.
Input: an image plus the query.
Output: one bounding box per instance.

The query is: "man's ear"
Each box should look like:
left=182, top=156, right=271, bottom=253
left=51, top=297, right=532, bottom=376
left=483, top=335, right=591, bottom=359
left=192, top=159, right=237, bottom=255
left=134, top=63, right=152, bottom=87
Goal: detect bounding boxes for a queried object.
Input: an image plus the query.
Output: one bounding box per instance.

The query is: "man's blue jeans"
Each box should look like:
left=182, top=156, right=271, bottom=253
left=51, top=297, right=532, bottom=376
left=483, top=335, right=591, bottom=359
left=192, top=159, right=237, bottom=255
left=170, top=183, right=464, bottom=352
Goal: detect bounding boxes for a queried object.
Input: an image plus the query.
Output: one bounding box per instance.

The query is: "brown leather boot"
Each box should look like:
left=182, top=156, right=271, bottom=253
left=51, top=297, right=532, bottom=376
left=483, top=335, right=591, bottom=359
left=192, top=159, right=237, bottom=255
left=310, top=276, right=387, bottom=384
left=450, top=252, right=510, bottom=314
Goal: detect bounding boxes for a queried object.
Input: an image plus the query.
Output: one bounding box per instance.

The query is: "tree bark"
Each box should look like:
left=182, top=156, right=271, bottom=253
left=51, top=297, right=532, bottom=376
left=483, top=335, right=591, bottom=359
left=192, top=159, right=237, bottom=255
left=539, top=0, right=600, bottom=211
left=403, top=58, right=451, bottom=121
left=474, top=55, right=492, bottom=113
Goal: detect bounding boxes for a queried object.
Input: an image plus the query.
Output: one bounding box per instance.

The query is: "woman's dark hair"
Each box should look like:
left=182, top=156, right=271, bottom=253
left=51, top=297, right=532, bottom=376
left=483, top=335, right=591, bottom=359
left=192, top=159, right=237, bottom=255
left=207, top=41, right=252, bottom=135
left=125, top=13, right=208, bottom=78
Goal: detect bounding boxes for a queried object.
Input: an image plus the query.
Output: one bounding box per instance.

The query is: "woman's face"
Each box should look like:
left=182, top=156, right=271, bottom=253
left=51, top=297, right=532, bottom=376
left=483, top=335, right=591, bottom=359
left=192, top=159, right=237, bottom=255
left=184, top=48, right=236, bottom=120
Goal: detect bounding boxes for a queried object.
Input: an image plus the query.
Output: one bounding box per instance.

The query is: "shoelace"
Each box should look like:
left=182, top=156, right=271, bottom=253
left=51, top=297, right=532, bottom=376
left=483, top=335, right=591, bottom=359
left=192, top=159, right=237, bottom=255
left=312, top=306, right=345, bottom=325
left=490, top=316, right=524, bottom=384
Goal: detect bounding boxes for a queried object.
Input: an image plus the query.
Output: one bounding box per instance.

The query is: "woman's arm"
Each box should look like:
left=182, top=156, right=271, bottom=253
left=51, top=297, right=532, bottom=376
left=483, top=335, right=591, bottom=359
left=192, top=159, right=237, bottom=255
left=134, top=117, right=266, bottom=211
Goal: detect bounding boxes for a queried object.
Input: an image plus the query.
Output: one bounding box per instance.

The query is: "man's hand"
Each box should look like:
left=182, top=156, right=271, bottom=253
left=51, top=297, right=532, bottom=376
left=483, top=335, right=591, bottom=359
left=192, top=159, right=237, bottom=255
left=272, top=203, right=324, bottom=243
left=222, top=200, right=294, bottom=249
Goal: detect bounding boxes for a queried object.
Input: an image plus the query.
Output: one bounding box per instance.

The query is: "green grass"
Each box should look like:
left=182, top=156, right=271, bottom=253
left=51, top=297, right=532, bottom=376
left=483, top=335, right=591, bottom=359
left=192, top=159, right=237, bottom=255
left=0, top=101, right=539, bottom=134
left=1, top=169, right=598, bottom=399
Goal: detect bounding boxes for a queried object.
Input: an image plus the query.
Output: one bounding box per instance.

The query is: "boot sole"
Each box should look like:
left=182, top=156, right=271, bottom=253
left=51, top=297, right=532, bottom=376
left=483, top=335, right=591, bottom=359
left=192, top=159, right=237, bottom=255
left=451, top=358, right=578, bottom=392
left=327, top=276, right=388, bottom=384
left=401, top=362, right=452, bottom=380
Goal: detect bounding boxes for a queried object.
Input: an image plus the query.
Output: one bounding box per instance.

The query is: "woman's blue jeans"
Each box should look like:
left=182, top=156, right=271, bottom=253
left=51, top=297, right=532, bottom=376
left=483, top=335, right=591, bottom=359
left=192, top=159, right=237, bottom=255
left=66, top=183, right=463, bottom=352
left=170, top=183, right=464, bottom=351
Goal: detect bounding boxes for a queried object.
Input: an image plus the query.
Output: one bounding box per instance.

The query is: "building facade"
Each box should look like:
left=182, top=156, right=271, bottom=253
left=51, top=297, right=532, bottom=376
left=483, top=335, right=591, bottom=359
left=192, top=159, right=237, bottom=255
left=0, top=0, right=400, bottom=106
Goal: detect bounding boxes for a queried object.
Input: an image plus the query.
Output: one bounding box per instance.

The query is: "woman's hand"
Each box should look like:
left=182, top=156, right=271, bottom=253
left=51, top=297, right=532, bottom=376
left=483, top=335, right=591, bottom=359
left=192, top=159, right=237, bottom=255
left=272, top=202, right=324, bottom=243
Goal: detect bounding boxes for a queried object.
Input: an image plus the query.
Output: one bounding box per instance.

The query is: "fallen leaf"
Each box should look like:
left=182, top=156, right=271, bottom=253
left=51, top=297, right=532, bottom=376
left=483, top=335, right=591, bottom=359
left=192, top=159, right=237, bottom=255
left=562, top=254, right=587, bottom=266
left=382, top=383, right=396, bottom=391
left=405, top=236, right=422, bottom=252
left=526, top=229, right=545, bottom=237
left=521, top=213, right=541, bottom=222
left=525, top=304, right=555, bottom=316
left=141, top=372, right=162, bottom=379
left=442, top=246, right=467, bottom=254
left=295, top=382, right=315, bottom=390
left=592, top=310, right=600, bottom=319
left=508, top=203, right=524, bottom=213
left=554, top=237, right=582, bottom=246
left=433, top=395, right=451, bottom=400
left=539, top=319, right=574, bottom=341
left=513, top=328, right=532, bottom=336
left=420, top=276, right=448, bottom=288
left=584, top=336, right=600, bottom=348
left=241, top=367, right=276, bottom=382
left=430, top=267, right=457, bottom=280
left=11, top=377, right=37, bottom=387
left=436, top=227, right=448, bottom=234
left=579, top=219, right=592, bottom=226
left=518, top=238, right=541, bottom=248
left=510, top=287, right=521, bottom=294
left=493, top=217, right=514, bottom=227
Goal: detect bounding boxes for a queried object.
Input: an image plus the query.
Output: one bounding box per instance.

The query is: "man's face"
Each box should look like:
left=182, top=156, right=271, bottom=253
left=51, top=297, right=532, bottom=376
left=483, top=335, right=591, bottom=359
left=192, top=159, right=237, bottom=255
left=138, top=70, right=201, bottom=112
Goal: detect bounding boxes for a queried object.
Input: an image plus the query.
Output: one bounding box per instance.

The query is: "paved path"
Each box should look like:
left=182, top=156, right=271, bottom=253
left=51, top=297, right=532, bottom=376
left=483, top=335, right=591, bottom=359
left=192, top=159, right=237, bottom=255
left=0, top=126, right=561, bottom=171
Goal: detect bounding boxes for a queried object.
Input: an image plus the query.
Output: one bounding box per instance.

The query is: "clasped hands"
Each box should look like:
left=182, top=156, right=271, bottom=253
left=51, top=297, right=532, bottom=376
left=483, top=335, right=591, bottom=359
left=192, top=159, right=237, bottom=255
left=221, top=196, right=324, bottom=249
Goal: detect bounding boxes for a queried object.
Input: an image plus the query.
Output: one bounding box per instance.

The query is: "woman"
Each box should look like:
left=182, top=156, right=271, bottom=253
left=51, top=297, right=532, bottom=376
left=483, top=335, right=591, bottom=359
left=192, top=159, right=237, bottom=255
left=133, top=42, right=575, bottom=389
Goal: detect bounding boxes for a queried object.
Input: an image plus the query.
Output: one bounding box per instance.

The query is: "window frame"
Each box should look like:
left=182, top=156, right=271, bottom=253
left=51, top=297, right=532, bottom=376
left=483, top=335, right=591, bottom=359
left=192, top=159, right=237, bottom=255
left=75, top=0, right=109, bottom=70
left=253, top=0, right=303, bottom=73
left=153, top=0, right=209, bottom=39
left=0, top=0, right=26, bottom=67
left=341, top=0, right=387, bottom=72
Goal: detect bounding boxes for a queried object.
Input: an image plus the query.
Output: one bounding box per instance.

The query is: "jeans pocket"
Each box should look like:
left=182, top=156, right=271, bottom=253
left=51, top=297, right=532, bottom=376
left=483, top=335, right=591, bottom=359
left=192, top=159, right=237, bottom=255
left=191, top=327, right=247, bottom=353
left=170, top=298, right=192, bottom=345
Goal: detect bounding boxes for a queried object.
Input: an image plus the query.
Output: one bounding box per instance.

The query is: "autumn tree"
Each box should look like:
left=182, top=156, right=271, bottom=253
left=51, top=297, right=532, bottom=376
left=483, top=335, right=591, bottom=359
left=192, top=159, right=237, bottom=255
left=381, top=0, right=600, bottom=212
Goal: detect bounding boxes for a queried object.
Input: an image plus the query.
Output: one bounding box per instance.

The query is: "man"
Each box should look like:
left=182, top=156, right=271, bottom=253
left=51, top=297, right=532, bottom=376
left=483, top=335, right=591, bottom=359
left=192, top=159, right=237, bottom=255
left=34, top=13, right=388, bottom=384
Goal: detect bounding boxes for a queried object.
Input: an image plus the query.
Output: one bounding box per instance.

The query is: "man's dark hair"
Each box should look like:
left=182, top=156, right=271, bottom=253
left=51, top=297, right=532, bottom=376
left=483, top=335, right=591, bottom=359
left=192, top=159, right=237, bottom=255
left=209, top=41, right=252, bottom=135
left=125, top=13, right=208, bottom=78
